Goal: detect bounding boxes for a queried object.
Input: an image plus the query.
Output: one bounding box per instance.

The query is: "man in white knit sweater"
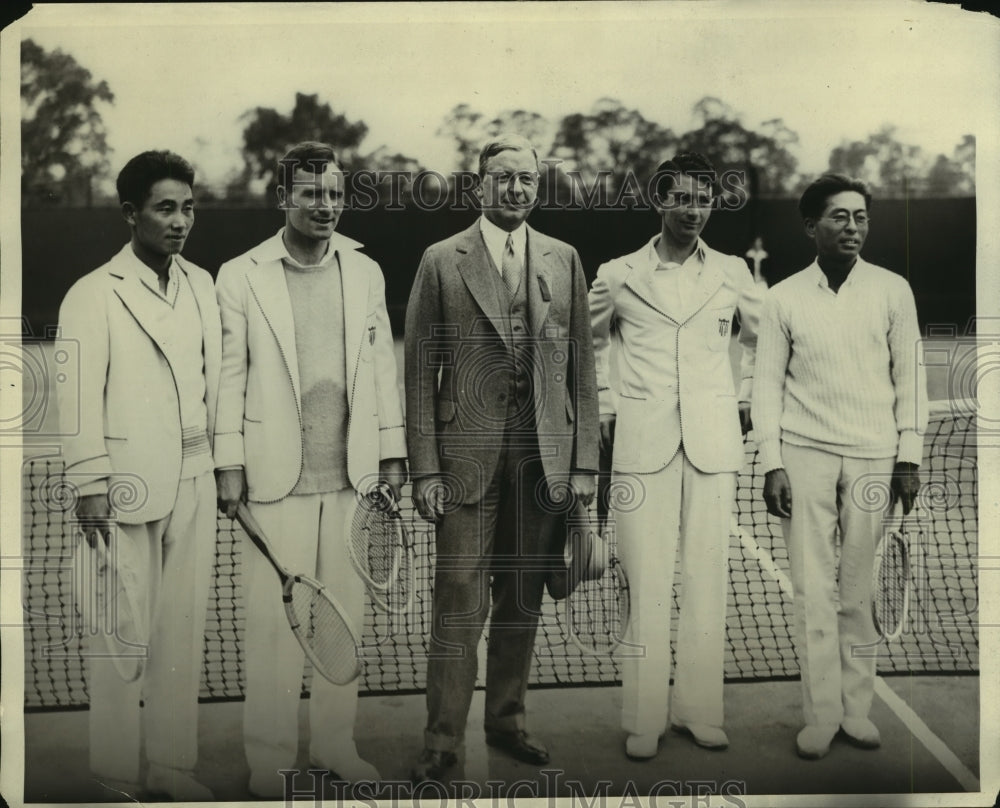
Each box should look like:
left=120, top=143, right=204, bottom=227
left=753, top=173, right=927, bottom=760
left=215, top=142, right=407, bottom=796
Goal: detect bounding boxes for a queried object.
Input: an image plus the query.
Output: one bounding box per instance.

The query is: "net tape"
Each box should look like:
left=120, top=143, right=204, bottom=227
left=22, top=403, right=977, bottom=708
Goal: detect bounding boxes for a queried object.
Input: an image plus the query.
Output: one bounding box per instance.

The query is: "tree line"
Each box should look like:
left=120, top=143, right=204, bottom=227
left=21, top=39, right=975, bottom=208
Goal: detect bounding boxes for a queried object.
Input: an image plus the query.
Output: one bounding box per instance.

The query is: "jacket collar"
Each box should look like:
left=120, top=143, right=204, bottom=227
left=621, top=234, right=725, bottom=324
left=248, top=227, right=364, bottom=266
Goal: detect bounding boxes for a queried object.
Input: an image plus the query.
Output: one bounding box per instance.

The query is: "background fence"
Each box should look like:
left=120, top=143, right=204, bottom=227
left=21, top=198, right=976, bottom=338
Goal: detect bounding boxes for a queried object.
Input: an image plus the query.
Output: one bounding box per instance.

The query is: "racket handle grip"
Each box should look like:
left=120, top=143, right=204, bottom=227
left=235, top=502, right=268, bottom=546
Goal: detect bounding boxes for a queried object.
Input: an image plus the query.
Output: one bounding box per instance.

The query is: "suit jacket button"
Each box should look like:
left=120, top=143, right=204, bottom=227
left=498, top=393, right=507, bottom=402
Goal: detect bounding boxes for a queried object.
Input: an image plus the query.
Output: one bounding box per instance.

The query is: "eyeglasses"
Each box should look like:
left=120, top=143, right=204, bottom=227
left=822, top=211, right=870, bottom=227
left=487, top=171, right=540, bottom=188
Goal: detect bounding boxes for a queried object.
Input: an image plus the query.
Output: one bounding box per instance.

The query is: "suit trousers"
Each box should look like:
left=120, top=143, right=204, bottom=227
left=614, top=450, right=734, bottom=736
left=781, top=443, right=894, bottom=727
left=87, top=472, right=215, bottom=782
left=243, top=489, right=364, bottom=787
left=424, top=430, right=562, bottom=751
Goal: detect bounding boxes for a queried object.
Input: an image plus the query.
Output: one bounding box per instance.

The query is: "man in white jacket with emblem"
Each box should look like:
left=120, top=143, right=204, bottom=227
left=214, top=141, right=406, bottom=797
left=589, top=152, right=759, bottom=760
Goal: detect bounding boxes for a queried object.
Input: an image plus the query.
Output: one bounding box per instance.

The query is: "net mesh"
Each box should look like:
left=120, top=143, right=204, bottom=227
left=21, top=403, right=978, bottom=709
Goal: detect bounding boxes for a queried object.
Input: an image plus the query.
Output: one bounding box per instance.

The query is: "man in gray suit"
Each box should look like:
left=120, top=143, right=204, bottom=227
left=405, top=134, right=599, bottom=782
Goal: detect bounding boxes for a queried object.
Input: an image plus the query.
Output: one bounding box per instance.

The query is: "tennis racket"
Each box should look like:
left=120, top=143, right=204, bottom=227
left=348, top=483, right=405, bottom=593
left=235, top=502, right=362, bottom=685
left=368, top=511, right=415, bottom=615
left=72, top=528, right=148, bottom=682
left=566, top=550, right=631, bottom=656
left=871, top=505, right=914, bottom=642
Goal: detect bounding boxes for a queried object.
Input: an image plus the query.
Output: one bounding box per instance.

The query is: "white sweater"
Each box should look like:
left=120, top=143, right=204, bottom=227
left=753, top=259, right=928, bottom=472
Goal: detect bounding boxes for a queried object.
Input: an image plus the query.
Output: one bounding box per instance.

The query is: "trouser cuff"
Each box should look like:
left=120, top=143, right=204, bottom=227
left=424, top=729, right=462, bottom=753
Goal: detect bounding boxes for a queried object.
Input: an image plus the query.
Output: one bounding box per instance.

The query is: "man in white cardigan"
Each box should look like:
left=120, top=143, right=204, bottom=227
left=214, top=142, right=407, bottom=797
left=589, top=152, right=759, bottom=760
left=753, top=173, right=927, bottom=760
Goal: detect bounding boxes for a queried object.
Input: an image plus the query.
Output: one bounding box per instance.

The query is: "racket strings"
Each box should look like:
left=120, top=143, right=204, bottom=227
left=567, top=561, right=629, bottom=655
left=289, top=580, right=360, bottom=683
left=75, top=537, right=148, bottom=681
left=874, top=535, right=909, bottom=638
left=371, top=544, right=414, bottom=614
left=365, top=513, right=398, bottom=587
left=351, top=499, right=401, bottom=590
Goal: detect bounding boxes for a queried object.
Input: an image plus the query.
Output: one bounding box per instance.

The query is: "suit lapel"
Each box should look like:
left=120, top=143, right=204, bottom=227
left=340, top=248, right=369, bottom=399
left=525, top=226, right=552, bottom=336
left=623, top=261, right=678, bottom=324
left=679, top=257, right=725, bottom=324
left=455, top=224, right=511, bottom=347
left=246, top=256, right=301, bottom=405
left=109, top=250, right=177, bottom=363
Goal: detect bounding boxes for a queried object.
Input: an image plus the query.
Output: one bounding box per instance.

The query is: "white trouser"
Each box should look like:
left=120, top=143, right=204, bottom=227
left=613, top=450, right=734, bottom=735
left=87, top=472, right=216, bottom=782
left=781, top=443, right=894, bottom=727
left=243, top=489, right=364, bottom=781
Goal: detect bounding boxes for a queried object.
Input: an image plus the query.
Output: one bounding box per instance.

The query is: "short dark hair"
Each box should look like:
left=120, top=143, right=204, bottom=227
left=798, top=173, right=873, bottom=220
left=116, top=150, right=195, bottom=208
left=277, top=141, right=343, bottom=191
left=652, top=151, right=718, bottom=199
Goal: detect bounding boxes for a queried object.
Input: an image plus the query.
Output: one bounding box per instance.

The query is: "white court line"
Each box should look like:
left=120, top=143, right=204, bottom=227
left=733, top=517, right=981, bottom=792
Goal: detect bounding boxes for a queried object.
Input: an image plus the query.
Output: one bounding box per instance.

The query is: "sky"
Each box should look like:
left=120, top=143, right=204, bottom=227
left=17, top=1, right=996, bottom=190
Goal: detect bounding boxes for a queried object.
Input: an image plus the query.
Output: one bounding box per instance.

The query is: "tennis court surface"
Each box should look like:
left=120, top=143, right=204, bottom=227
left=16, top=398, right=988, bottom=803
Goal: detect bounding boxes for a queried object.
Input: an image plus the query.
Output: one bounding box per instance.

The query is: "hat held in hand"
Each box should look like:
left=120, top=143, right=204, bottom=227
left=546, top=501, right=609, bottom=600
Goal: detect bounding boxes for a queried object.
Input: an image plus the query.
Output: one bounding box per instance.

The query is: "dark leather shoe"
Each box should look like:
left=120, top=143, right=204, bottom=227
left=410, top=748, right=457, bottom=784
left=485, top=729, right=550, bottom=765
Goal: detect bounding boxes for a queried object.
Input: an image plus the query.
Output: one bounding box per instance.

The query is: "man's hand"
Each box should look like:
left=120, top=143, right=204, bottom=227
left=216, top=467, right=246, bottom=519
left=599, top=414, right=616, bottom=456
left=413, top=475, right=447, bottom=523
left=763, top=468, right=792, bottom=518
left=890, top=461, right=921, bottom=515
left=738, top=401, right=752, bottom=435
left=569, top=472, right=596, bottom=510
left=76, top=493, right=114, bottom=548
left=379, top=458, right=408, bottom=504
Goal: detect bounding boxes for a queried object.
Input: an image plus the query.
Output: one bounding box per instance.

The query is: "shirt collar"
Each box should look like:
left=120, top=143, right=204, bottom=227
left=808, top=257, right=868, bottom=290
left=255, top=227, right=363, bottom=267
left=647, top=235, right=707, bottom=272
left=480, top=215, right=527, bottom=262
left=130, top=250, right=180, bottom=302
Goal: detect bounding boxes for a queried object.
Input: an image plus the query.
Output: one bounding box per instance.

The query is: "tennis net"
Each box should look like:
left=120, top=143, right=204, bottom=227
left=21, top=401, right=977, bottom=709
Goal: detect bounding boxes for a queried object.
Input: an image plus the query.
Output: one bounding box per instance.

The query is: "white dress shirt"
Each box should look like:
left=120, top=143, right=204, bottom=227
left=479, top=215, right=526, bottom=275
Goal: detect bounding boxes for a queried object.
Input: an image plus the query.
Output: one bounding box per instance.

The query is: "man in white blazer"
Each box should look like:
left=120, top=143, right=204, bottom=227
left=214, top=142, right=407, bottom=798
left=589, top=152, right=758, bottom=759
left=58, top=150, right=220, bottom=801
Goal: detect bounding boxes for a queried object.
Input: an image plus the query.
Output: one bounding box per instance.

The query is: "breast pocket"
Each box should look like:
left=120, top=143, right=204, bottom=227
left=705, top=306, right=734, bottom=352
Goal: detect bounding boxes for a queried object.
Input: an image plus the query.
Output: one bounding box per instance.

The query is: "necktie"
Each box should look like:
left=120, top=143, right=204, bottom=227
left=501, top=234, right=521, bottom=296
